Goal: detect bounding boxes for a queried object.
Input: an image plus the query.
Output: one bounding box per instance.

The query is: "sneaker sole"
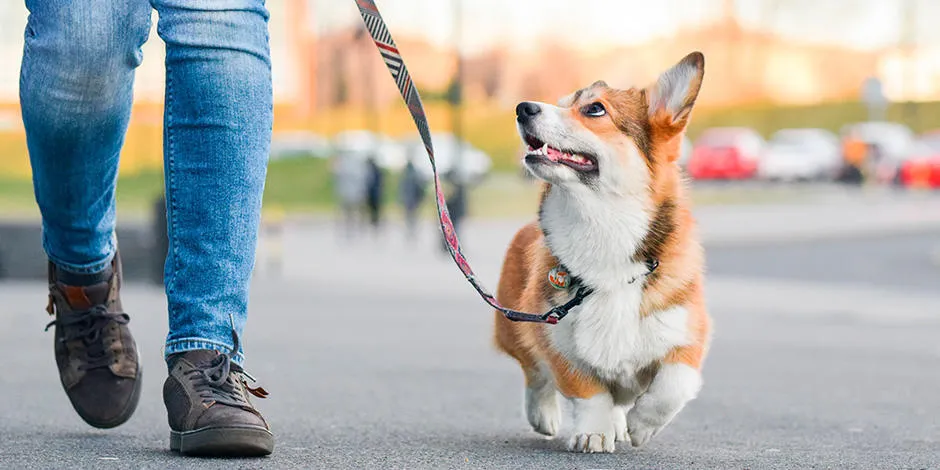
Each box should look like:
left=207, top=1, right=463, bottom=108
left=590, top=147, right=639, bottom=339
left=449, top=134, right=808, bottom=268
left=170, top=426, right=274, bottom=457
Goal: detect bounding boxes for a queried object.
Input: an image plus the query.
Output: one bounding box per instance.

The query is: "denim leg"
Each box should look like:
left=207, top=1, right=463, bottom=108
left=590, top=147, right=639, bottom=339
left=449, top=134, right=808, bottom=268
left=150, top=0, right=272, bottom=364
left=20, top=0, right=153, bottom=273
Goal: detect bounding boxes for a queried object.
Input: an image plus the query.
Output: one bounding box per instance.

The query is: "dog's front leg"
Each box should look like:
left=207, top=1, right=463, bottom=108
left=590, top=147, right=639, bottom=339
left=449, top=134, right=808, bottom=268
left=610, top=375, right=650, bottom=443
left=568, top=392, right=616, bottom=453
left=626, top=358, right=702, bottom=448
left=548, top=353, right=615, bottom=453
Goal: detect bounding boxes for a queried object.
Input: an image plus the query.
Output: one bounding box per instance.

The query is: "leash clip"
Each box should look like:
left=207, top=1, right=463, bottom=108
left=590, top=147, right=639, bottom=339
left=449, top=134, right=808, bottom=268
left=540, top=286, right=593, bottom=323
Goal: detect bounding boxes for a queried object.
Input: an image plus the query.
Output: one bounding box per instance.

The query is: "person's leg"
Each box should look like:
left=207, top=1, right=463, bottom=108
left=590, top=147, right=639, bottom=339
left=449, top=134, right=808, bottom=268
left=153, top=0, right=271, bottom=362
left=21, top=0, right=152, bottom=429
left=22, top=0, right=151, bottom=274
left=149, top=0, right=274, bottom=456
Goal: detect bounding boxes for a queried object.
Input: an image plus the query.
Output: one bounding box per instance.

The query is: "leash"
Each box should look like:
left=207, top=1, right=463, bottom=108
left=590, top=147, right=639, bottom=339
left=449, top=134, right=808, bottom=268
left=354, top=0, right=591, bottom=324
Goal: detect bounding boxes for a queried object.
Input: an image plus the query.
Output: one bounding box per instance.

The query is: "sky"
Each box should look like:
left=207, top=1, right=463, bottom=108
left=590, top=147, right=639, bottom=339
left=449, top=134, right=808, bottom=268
left=310, top=0, right=935, bottom=54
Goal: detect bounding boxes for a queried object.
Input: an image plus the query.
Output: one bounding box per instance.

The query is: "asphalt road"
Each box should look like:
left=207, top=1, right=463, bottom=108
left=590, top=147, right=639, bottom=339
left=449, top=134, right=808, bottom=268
left=707, top=229, right=940, bottom=293
left=1, top=224, right=939, bottom=469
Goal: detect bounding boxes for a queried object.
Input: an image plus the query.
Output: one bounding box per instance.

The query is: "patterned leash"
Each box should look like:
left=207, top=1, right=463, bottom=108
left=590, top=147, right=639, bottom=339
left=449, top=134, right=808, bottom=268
left=354, top=0, right=591, bottom=324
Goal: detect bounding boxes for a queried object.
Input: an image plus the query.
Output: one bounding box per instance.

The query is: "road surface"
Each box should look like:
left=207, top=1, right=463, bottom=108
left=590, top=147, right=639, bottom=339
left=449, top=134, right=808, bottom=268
left=1, top=217, right=938, bottom=469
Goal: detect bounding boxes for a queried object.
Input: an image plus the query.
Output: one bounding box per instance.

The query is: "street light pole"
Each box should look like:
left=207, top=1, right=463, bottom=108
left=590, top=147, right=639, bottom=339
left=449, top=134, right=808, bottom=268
left=450, top=0, right=467, bottom=228
left=899, top=0, right=919, bottom=128
left=452, top=0, right=464, bottom=173
left=356, top=25, right=379, bottom=135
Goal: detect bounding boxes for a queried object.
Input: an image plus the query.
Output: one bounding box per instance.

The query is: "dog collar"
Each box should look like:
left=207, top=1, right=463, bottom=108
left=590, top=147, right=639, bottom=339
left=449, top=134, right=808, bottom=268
left=542, top=258, right=658, bottom=323
left=548, top=258, right=658, bottom=291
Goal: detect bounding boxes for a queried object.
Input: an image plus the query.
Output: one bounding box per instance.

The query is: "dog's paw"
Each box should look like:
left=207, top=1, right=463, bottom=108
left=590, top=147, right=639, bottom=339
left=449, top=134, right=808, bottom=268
left=613, top=407, right=629, bottom=442
left=525, top=386, right=560, bottom=437
left=626, top=410, right=661, bottom=448
left=568, top=432, right=616, bottom=453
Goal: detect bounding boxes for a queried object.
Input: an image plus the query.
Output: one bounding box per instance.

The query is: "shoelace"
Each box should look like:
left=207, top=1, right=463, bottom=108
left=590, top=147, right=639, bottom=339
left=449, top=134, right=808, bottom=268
left=45, top=305, right=130, bottom=370
left=185, top=333, right=269, bottom=409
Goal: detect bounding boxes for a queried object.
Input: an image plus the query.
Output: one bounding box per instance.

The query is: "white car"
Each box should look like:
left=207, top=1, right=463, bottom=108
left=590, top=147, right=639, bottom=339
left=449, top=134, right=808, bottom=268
left=332, top=130, right=408, bottom=171
left=840, top=121, right=914, bottom=162
left=403, top=133, right=492, bottom=185
left=840, top=121, right=915, bottom=183
left=677, top=135, right=692, bottom=169
left=758, top=128, right=841, bottom=182
left=270, top=131, right=332, bottom=160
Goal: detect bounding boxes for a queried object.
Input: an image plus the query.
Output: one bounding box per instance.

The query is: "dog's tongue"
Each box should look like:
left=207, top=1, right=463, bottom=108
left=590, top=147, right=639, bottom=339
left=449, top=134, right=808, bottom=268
left=546, top=146, right=564, bottom=161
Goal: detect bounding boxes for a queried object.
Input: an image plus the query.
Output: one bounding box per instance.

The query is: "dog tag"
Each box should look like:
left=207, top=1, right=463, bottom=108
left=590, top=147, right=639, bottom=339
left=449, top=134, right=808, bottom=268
left=547, top=266, right=570, bottom=290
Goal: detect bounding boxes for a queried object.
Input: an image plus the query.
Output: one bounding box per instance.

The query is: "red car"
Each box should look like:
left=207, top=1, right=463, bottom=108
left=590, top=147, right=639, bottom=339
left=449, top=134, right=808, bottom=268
left=898, top=133, right=940, bottom=189
left=687, top=127, right=764, bottom=180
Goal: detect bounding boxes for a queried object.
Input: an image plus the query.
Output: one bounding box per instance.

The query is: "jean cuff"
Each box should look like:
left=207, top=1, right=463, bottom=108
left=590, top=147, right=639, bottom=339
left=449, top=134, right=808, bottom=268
left=164, top=338, right=245, bottom=365
left=43, top=238, right=115, bottom=274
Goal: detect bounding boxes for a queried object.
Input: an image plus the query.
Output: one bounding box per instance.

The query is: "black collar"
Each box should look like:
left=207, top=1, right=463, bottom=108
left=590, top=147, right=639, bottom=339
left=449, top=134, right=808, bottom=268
left=544, top=257, right=659, bottom=323
left=558, top=257, right=659, bottom=288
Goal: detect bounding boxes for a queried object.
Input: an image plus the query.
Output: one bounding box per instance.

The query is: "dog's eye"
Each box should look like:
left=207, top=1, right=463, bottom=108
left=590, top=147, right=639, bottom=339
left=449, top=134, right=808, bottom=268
left=583, top=102, right=606, bottom=117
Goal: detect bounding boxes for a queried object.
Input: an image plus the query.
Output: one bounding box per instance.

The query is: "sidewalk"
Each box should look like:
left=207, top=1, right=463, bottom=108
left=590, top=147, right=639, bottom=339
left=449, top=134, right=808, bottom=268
left=258, top=195, right=940, bottom=299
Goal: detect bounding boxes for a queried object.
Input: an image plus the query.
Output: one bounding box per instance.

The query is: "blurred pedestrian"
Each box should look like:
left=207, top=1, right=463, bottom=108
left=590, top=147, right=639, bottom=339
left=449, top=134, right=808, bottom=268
left=440, top=170, right=467, bottom=253
left=333, top=153, right=368, bottom=239
left=20, top=0, right=274, bottom=456
left=398, top=159, right=427, bottom=241
left=260, top=205, right=286, bottom=277
left=839, top=132, right=867, bottom=185
left=865, top=143, right=883, bottom=185
left=365, top=155, right=385, bottom=232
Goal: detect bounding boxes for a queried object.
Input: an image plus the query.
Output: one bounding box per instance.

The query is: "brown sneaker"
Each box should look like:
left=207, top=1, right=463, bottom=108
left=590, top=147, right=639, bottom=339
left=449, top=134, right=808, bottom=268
left=164, top=346, right=274, bottom=456
left=45, top=253, right=142, bottom=429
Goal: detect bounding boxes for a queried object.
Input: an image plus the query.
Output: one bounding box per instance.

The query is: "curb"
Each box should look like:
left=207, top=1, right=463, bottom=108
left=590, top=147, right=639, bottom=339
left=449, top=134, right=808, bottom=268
left=701, top=221, right=940, bottom=248
left=0, top=221, right=160, bottom=283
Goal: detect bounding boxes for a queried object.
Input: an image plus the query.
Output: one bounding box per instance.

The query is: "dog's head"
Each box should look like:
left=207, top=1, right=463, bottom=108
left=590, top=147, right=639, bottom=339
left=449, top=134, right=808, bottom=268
left=516, top=52, right=704, bottom=196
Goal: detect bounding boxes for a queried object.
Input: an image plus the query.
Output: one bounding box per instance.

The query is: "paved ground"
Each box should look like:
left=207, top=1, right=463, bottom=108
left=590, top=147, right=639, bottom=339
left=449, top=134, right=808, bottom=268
left=1, top=204, right=939, bottom=469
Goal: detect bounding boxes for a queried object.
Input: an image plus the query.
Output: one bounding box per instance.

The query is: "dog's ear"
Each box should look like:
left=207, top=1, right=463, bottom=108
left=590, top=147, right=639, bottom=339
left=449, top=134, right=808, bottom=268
left=645, top=52, right=704, bottom=129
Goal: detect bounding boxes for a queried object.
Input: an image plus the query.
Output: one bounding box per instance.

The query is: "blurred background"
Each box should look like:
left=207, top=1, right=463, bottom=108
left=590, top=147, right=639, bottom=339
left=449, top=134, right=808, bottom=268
left=2, top=2, right=940, bottom=466
left=2, top=0, right=940, bottom=226
left=2, top=0, right=940, bottom=278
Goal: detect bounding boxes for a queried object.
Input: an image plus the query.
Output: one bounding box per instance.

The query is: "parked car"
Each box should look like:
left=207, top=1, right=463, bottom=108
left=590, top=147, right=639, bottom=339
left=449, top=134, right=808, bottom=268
left=687, top=127, right=764, bottom=180
left=404, top=133, right=492, bottom=185
left=839, top=121, right=915, bottom=184
left=897, top=132, right=940, bottom=189
left=758, top=128, right=841, bottom=182
left=332, top=130, right=408, bottom=170
left=270, top=131, right=332, bottom=160
left=677, top=135, right=693, bottom=169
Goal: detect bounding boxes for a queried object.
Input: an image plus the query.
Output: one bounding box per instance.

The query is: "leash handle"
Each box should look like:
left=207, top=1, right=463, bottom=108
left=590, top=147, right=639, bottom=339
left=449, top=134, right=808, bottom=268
left=354, top=0, right=584, bottom=324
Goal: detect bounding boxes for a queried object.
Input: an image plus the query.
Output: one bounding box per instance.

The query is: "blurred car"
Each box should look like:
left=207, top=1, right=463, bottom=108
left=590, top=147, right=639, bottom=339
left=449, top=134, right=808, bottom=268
left=270, top=131, right=332, bottom=160
left=897, top=132, right=940, bottom=189
left=332, top=130, right=408, bottom=170
left=839, top=121, right=915, bottom=184
left=758, top=128, right=841, bottom=182
left=404, top=133, right=492, bottom=185
left=677, top=135, right=693, bottom=169
left=687, top=127, right=764, bottom=180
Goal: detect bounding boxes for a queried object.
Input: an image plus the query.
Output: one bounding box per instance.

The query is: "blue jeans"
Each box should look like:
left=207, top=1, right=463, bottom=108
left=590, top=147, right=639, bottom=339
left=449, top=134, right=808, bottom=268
left=20, top=0, right=273, bottom=363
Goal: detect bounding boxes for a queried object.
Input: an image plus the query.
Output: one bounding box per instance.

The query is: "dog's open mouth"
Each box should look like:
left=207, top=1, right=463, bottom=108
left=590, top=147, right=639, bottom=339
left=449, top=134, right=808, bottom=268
left=523, top=134, right=597, bottom=172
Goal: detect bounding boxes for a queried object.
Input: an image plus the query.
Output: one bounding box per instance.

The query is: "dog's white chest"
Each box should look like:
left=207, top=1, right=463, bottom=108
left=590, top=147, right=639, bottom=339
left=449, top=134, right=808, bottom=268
left=549, top=287, right=691, bottom=382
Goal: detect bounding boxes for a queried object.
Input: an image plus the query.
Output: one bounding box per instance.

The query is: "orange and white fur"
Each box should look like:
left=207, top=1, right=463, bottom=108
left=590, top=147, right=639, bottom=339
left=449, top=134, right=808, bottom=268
left=493, top=52, right=712, bottom=453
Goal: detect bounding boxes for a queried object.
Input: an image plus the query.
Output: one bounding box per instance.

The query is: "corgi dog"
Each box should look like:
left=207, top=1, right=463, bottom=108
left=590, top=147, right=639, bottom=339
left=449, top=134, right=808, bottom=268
left=493, top=52, right=712, bottom=453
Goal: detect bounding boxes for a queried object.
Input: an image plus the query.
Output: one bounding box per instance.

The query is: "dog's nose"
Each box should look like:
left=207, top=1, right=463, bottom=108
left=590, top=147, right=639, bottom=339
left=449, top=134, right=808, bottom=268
left=516, top=101, right=541, bottom=122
